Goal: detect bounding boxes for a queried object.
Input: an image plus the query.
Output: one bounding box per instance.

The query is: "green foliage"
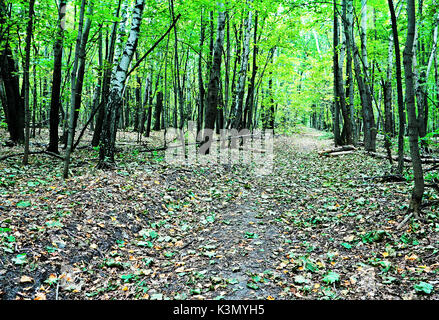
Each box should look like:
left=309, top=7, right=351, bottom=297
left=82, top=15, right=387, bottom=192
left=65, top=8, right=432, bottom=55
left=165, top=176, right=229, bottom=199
left=414, top=282, right=434, bottom=294
left=322, top=271, right=340, bottom=284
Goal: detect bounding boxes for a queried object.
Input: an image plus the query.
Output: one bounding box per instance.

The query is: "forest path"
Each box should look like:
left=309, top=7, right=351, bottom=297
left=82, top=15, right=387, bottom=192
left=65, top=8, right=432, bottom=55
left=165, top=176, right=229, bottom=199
left=1, top=128, right=438, bottom=300
left=185, top=129, right=334, bottom=299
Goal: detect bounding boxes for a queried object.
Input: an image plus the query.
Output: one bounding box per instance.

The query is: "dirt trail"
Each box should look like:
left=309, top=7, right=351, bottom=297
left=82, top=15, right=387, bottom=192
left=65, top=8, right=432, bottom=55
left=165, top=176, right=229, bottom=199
left=2, top=128, right=438, bottom=300
left=168, top=129, right=334, bottom=300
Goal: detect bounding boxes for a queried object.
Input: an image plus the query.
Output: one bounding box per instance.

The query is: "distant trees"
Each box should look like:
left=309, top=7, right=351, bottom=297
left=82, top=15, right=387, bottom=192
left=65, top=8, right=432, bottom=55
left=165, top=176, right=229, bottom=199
left=1, top=0, right=438, bottom=215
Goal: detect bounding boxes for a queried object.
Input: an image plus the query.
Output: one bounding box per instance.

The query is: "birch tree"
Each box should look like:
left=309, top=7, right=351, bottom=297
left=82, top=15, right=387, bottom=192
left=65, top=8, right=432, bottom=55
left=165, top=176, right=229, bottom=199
left=98, top=0, right=146, bottom=168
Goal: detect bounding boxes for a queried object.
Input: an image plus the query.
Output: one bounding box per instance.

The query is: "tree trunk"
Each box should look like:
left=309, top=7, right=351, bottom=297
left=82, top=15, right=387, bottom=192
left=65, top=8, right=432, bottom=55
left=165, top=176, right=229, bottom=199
left=197, top=10, right=206, bottom=135
left=243, top=12, right=259, bottom=130
left=403, top=0, right=424, bottom=216
left=0, top=0, right=24, bottom=144
left=70, top=2, right=93, bottom=150
left=47, top=0, right=67, bottom=153
left=98, top=0, right=145, bottom=167
left=22, top=0, right=35, bottom=164
left=342, top=0, right=355, bottom=144
left=153, top=91, right=163, bottom=131
left=231, top=4, right=252, bottom=130
left=203, top=2, right=226, bottom=153
left=333, top=2, right=351, bottom=145
left=63, top=0, right=87, bottom=179
left=91, top=0, right=123, bottom=147
left=388, top=0, right=406, bottom=174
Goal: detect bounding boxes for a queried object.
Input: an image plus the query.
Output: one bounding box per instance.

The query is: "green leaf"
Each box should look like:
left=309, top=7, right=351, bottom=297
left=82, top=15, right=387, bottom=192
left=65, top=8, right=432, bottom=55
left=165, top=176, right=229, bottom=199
left=340, top=242, right=352, bottom=249
left=16, top=201, right=31, bottom=208
left=246, top=282, right=259, bottom=290
left=190, top=288, right=202, bottom=295
left=205, top=214, right=215, bottom=223
left=414, top=282, right=434, bottom=294
left=137, top=241, right=153, bottom=247
left=12, top=253, right=27, bottom=265
left=149, top=230, right=158, bottom=239
left=244, top=232, right=258, bottom=239
left=294, top=275, right=310, bottom=284
left=150, top=293, right=164, bottom=300
left=322, top=271, right=340, bottom=284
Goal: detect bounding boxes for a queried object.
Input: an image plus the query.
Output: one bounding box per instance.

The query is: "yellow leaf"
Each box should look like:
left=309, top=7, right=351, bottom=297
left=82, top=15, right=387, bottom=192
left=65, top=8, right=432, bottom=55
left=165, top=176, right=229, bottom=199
left=34, top=292, right=46, bottom=300
left=405, top=254, right=418, bottom=261
left=267, top=296, right=275, bottom=300
left=20, top=275, right=33, bottom=283
left=382, top=252, right=389, bottom=257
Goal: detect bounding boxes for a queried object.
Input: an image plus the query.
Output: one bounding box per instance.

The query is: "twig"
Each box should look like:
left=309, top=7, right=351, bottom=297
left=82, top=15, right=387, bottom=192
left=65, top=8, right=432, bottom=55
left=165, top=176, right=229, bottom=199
left=56, top=281, right=60, bottom=300
left=396, top=213, right=414, bottom=230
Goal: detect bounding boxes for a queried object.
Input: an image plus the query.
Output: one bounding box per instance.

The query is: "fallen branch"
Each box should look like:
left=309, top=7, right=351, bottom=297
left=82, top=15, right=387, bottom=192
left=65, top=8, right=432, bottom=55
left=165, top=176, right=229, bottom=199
left=366, top=151, right=439, bottom=164
left=0, top=150, right=64, bottom=161
left=363, top=174, right=406, bottom=182
left=319, top=145, right=356, bottom=156
left=327, top=150, right=355, bottom=157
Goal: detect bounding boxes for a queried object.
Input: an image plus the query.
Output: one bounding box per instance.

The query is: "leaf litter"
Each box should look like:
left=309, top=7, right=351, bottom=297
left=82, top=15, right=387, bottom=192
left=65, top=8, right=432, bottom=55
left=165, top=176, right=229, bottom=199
left=0, top=129, right=438, bottom=300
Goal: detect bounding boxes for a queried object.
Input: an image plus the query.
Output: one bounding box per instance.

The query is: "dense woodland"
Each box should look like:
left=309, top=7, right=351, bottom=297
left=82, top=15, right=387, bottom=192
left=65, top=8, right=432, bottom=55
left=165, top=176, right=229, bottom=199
left=1, top=0, right=439, bottom=301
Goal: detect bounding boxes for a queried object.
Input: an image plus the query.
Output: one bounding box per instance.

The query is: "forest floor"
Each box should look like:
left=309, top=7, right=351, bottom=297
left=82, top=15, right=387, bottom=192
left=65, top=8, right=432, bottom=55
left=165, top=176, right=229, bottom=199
left=1, top=127, right=439, bottom=300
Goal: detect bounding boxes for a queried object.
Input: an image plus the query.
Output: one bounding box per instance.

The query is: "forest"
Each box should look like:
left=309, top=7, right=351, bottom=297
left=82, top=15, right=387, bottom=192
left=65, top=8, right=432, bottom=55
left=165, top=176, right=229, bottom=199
left=0, top=0, right=439, bottom=301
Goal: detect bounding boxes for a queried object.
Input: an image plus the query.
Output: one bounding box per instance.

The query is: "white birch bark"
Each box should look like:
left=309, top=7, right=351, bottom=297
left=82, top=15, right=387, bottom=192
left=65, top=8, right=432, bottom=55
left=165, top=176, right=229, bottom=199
left=99, top=0, right=146, bottom=167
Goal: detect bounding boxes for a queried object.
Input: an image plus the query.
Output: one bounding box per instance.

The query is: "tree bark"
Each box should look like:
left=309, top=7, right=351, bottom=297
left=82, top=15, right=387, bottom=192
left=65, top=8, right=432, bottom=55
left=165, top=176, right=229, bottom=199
left=23, top=0, right=36, bottom=164
left=47, top=0, right=67, bottom=153
left=98, top=0, right=146, bottom=167
left=231, top=3, right=252, bottom=130
left=0, top=0, right=24, bottom=144
left=403, top=0, right=424, bottom=216
left=388, top=0, right=406, bottom=174
left=203, top=2, right=226, bottom=153
left=91, top=0, right=123, bottom=147
left=63, top=0, right=87, bottom=179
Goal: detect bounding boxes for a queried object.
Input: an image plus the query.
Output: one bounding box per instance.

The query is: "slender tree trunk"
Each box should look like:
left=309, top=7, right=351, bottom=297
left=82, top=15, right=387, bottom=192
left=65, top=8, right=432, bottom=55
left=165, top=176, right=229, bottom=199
left=342, top=0, right=355, bottom=144
left=197, top=10, right=206, bottom=135
left=170, top=0, right=184, bottom=129
left=203, top=2, right=226, bottom=153
left=47, top=0, right=67, bottom=153
left=358, top=0, right=376, bottom=151
left=388, top=0, right=406, bottom=174
left=98, top=0, right=146, bottom=167
left=244, top=12, right=259, bottom=130
left=23, top=0, right=35, bottom=164
left=333, top=2, right=348, bottom=145
left=231, top=4, right=252, bottom=130
left=70, top=2, right=93, bottom=150
left=404, top=0, right=424, bottom=216
left=91, top=0, right=123, bottom=147
left=153, top=91, right=163, bottom=131
left=63, top=0, right=87, bottom=179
